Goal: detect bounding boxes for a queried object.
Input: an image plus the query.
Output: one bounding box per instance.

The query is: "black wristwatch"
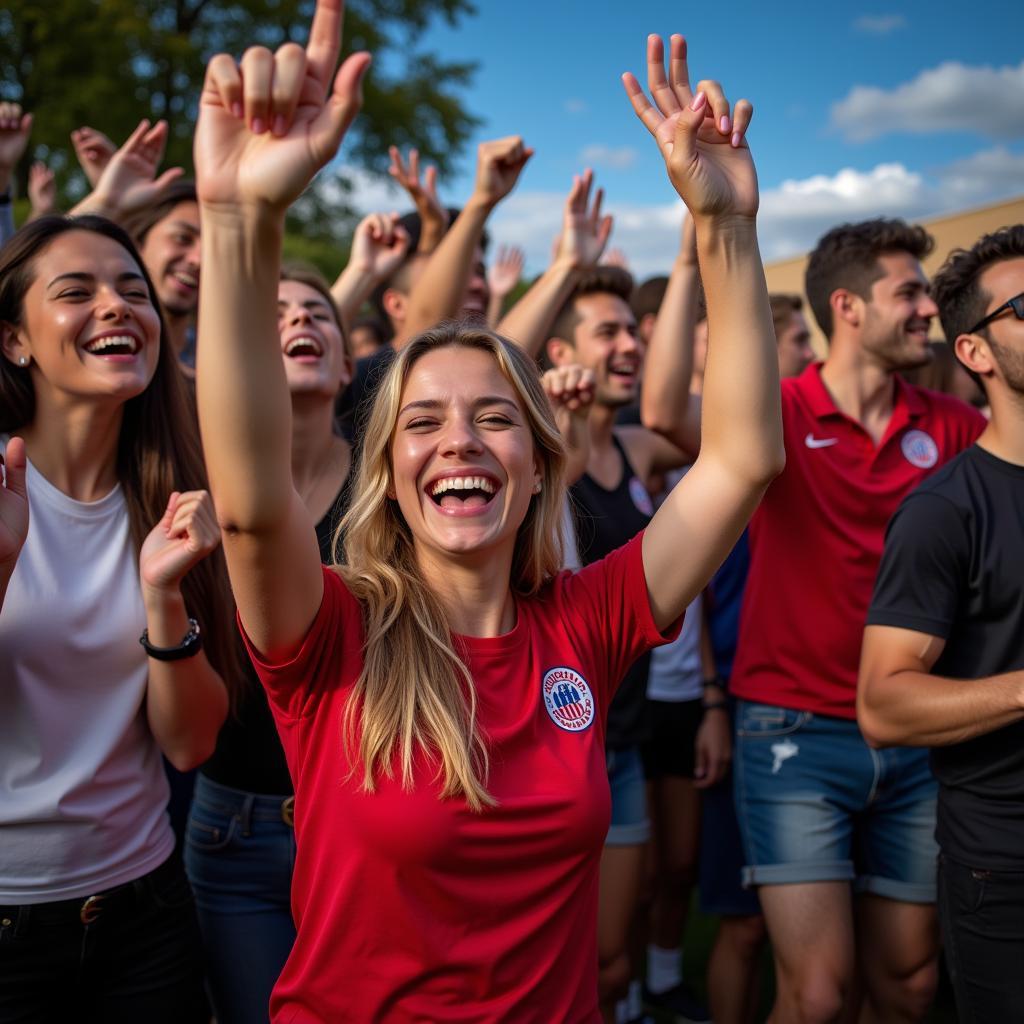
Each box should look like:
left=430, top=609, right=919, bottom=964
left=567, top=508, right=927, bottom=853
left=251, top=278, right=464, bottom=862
left=140, top=618, right=203, bottom=661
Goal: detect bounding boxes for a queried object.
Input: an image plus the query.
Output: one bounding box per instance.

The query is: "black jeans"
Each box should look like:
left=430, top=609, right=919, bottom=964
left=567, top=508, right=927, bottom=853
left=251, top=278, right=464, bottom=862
left=0, top=854, right=209, bottom=1024
left=938, top=853, right=1024, bottom=1023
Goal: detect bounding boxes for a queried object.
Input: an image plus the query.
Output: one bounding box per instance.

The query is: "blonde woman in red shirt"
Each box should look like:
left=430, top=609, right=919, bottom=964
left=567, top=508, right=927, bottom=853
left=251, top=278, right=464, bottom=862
left=193, top=4, right=783, bottom=1020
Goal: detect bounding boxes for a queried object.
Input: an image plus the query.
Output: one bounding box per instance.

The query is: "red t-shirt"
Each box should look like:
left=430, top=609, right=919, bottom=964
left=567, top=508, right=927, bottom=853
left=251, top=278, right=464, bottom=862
left=242, top=534, right=678, bottom=1023
left=730, top=363, right=985, bottom=719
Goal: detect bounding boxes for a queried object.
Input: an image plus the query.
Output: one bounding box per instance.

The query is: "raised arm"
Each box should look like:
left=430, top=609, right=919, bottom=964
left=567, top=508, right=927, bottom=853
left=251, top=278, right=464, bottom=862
left=499, top=169, right=612, bottom=357
left=194, top=0, right=370, bottom=658
left=393, top=135, right=532, bottom=347
left=387, top=146, right=449, bottom=254
left=330, top=211, right=409, bottom=328
left=624, top=34, right=784, bottom=630
left=640, top=214, right=702, bottom=456
left=541, top=363, right=595, bottom=485
left=486, top=244, right=524, bottom=327
left=0, top=102, right=31, bottom=245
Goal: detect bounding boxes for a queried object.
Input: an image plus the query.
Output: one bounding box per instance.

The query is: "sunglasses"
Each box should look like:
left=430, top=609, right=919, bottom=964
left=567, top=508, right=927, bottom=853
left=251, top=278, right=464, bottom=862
left=968, top=291, right=1024, bottom=334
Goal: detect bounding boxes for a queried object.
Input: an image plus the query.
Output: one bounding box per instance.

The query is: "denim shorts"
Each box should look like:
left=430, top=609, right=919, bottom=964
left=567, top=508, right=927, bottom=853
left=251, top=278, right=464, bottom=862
left=734, top=701, right=937, bottom=903
left=605, top=745, right=651, bottom=846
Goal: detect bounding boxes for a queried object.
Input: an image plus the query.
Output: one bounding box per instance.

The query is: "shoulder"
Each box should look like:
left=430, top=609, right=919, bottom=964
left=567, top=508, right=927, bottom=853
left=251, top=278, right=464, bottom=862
left=909, top=385, right=986, bottom=437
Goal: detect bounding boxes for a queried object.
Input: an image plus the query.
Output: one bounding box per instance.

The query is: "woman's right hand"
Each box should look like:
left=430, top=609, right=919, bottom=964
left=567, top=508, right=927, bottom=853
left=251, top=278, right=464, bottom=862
left=194, top=0, right=371, bottom=213
left=0, top=437, right=29, bottom=570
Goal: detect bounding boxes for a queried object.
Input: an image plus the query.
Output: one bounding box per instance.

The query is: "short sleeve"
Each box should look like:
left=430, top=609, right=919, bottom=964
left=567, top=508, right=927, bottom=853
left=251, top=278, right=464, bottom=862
left=238, top=566, right=363, bottom=719
left=556, top=532, right=683, bottom=699
left=867, top=492, right=968, bottom=638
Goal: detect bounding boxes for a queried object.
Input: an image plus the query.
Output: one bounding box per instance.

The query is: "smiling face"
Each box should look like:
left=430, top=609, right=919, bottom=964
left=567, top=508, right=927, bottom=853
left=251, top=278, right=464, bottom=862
left=390, top=345, right=541, bottom=566
left=277, top=279, right=352, bottom=398
left=859, top=251, right=938, bottom=371
left=776, top=310, right=815, bottom=379
left=562, top=292, right=644, bottom=407
left=3, top=229, right=161, bottom=406
left=138, top=200, right=200, bottom=319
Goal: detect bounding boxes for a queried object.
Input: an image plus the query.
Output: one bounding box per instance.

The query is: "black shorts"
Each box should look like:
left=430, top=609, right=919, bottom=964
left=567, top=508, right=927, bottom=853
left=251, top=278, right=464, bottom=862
left=641, top=698, right=704, bottom=780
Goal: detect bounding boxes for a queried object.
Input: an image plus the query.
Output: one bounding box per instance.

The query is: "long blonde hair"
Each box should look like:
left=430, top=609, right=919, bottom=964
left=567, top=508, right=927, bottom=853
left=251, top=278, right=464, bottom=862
left=337, top=323, right=567, bottom=809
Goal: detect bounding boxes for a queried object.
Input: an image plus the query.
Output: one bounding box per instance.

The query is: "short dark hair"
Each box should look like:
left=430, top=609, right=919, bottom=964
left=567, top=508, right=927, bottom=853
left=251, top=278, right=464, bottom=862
left=550, top=265, right=635, bottom=349
left=769, top=293, right=803, bottom=337
left=631, top=270, right=706, bottom=324
left=123, top=180, right=198, bottom=246
left=805, top=219, right=933, bottom=338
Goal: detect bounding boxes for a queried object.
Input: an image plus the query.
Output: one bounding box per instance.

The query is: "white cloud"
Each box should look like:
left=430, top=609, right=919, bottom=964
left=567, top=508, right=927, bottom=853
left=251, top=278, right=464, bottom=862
left=852, top=14, right=907, bottom=34
left=578, top=144, right=639, bottom=170
left=482, top=147, right=1024, bottom=275
left=831, top=60, right=1024, bottom=142
left=564, top=98, right=588, bottom=115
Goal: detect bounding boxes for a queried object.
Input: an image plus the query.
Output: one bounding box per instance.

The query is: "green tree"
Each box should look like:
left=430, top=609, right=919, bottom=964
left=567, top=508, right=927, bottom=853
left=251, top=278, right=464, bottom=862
left=0, top=0, right=478, bottom=257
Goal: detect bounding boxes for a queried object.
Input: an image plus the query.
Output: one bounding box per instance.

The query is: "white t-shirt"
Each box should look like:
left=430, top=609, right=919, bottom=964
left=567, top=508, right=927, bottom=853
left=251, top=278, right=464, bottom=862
left=0, top=440, right=173, bottom=903
left=646, top=589, right=704, bottom=702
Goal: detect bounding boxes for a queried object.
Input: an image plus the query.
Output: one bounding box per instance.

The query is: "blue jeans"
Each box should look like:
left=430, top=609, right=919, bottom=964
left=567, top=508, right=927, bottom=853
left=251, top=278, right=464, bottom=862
left=183, top=774, right=296, bottom=1024
left=605, top=745, right=650, bottom=846
left=734, top=701, right=937, bottom=902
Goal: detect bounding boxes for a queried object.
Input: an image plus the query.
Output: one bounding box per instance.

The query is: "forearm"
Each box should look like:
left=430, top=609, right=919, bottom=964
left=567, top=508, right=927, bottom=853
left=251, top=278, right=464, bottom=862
left=396, top=197, right=491, bottom=345
left=143, top=588, right=228, bottom=770
left=197, top=205, right=294, bottom=530
left=640, top=255, right=702, bottom=452
left=69, top=188, right=123, bottom=221
left=486, top=289, right=506, bottom=329
left=859, top=668, right=1024, bottom=748
left=330, top=263, right=377, bottom=330
left=498, top=259, right=577, bottom=358
left=696, top=218, right=784, bottom=484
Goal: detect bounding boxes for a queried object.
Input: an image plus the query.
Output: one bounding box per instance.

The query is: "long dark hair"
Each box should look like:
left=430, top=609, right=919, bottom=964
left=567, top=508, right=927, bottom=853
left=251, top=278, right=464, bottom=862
left=0, top=215, right=239, bottom=688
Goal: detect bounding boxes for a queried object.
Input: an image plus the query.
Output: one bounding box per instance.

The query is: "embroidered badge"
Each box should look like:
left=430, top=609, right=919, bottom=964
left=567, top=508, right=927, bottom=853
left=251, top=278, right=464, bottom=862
left=542, top=667, right=596, bottom=732
left=901, top=429, right=939, bottom=469
left=628, top=477, right=654, bottom=517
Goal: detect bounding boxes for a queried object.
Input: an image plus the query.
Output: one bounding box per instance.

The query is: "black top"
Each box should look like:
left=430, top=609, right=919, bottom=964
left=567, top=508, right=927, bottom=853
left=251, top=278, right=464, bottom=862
left=570, top=433, right=654, bottom=749
left=867, top=445, right=1024, bottom=869
left=201, top=480, right=353, bottom=795
left=337, top=346, right=396, bottom=445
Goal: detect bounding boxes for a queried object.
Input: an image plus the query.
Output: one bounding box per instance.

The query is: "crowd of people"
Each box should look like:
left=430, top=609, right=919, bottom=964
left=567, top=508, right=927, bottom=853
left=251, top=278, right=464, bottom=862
left=0, top=4, right=1022, bottom=1023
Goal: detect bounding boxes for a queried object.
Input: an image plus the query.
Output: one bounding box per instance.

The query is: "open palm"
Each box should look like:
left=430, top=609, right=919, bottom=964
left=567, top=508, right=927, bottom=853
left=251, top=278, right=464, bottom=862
left=623, top=35, right=757, bottom=220
left=194, top=0, right=370, bottom=211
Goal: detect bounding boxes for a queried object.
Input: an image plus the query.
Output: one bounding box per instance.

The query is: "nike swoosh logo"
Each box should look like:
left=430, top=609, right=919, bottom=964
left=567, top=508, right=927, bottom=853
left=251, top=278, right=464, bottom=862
left=804, top=434, right=838, bottom=449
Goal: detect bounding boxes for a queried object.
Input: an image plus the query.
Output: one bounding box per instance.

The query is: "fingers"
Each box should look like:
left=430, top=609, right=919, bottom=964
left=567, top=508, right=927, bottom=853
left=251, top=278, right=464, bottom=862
left=731, top=99, right=754, bottom=148
left=1, top=437, right=27, bottom=500
left=305, top=0, right=344, bottom=96
left=646, top=34, right=683, bottom=116
left=695, top=78, right=732, bottom=138
left=316, top=51, right=372, bottom=159
left=668, top=34, right=692, bottom=106
left=0, top=102, right=20, bottom=130
left=206, top=53, right=244, bottom=119
left=622, top=72, right=666, bottom=144
left=271, top=43, right=308, bottom=136
left=671, top=89, right=709, bottom=167
left=423, top=164, right=439, bottom=201
left=542, top=365, right=595, bottom=411
left=166, top=491, right=222, bottom=554
left=241, top=46, right=275, bottom=134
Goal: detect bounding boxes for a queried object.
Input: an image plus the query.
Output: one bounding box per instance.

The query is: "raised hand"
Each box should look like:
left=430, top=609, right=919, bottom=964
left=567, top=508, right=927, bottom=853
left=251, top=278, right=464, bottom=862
left=388, top=146, right=449, bottom=249
left=487, top=244, right=524, bottom=299
left=195, top=0, right=371, bottom=212
left=622, top=35, right=756, bottom=220
left=0, top=102, right=32, bottom=191
left=553, top=169, right=613, bottom=270
left=27, top=161, right=57, bottom=218
left=139, top=490, right=222, bottom=596
left=75, top=119, right=184, bottom=219
left=542, top=363, right=595, bottom=428
left=348, top=211, right=410, bottom=280
left=0, top=437, right=29, bottom=571
left=471, top=136, right=533, bottom=210
left=70, top=126, right=116, bottom=188
left=602, top=247, right=630, bottom=271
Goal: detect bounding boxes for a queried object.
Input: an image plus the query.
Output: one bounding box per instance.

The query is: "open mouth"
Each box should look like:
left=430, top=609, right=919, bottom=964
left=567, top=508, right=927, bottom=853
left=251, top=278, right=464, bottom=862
left=284, top=335, right=324, bottom=360
left=83, top=334, right=141, bottom=357
left=427, top=474, right=498, bottom=511
left=608, top=361, right=638, bottom=381
left=172, top=271, right=198, bottom=290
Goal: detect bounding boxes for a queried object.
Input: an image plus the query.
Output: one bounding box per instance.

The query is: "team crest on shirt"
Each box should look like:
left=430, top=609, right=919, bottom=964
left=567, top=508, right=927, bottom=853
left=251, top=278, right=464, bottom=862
left=628, top=477, right=654, bottom=517
left=900, top=429, right=939, bottom=469
left=542, top=667, right=595, bottom=732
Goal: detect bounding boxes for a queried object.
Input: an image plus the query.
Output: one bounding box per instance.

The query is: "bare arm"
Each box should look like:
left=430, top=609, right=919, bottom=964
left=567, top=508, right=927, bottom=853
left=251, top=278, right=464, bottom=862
left=0, top=102, right=31, bottom=243
left=499, top=169, right=612, bottom=358
left=541, top=363, right=595, bottom=485
left=640, top=214, right=702, bottom=456
left=858, top=625, right=1024, bottom=747
left=194, top=0, right=370, bottom=658
left=624, top=34, right=784, bottom=631
left=394, top=135, right=532, bottom=347
left=330, top=211, right=409, bottom=329
left=0, top=437, right=28, bottom=613
left=485, top=244, right=524, bottom=327
left=387, top=146, right=449, bottom=254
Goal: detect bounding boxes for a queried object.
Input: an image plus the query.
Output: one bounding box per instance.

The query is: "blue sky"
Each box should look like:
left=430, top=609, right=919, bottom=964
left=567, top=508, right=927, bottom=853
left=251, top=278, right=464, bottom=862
left=347, top=0, right=1024, bottom=276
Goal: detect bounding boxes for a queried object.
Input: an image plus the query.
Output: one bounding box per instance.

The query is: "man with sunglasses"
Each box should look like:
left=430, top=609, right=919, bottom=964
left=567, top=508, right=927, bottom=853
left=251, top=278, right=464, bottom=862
left=860, top=224, right=1024, bottom=1021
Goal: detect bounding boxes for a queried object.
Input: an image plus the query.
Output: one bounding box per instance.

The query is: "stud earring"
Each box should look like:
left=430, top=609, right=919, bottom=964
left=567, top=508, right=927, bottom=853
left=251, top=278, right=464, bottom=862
left=532, top=481, right=542, bottom=494
left=18, top=356, right=28, bottom=366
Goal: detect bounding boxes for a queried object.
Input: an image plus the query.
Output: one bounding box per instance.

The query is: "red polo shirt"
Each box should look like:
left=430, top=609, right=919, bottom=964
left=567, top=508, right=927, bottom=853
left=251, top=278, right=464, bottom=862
left=730, top=363, right=984, bottom=719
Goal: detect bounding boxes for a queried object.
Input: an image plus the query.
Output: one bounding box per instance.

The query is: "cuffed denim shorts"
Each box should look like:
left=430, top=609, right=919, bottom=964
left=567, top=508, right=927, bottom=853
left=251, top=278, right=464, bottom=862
left=734, top=700, right=937, bottom=903
left=605, top=745, right=651, bottom=846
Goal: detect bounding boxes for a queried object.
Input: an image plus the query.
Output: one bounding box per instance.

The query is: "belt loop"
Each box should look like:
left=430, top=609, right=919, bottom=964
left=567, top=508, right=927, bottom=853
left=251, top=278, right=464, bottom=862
left=239, top=793, right=255, bottom=837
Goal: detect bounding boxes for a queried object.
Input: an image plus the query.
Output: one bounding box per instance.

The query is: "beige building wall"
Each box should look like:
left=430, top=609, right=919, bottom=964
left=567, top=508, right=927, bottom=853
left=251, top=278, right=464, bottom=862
left=763, top=195, right=1024, bottom=356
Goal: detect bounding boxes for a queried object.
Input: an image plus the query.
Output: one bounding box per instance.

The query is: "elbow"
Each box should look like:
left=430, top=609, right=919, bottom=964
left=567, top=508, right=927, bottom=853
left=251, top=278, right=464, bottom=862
left=164, top=738, right=215, bottom=773
left=856, top=684, right=900, bottom=749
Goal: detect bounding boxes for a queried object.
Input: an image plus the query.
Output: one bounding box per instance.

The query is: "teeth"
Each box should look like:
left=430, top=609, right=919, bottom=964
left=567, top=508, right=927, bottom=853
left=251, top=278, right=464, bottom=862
left=84, top=334, right=139, bottom=354
left=285, top=336, right=322, bottom=356
left=430, top=476, right=497, bottom=497
left=173, top=272, right=198, bottom=288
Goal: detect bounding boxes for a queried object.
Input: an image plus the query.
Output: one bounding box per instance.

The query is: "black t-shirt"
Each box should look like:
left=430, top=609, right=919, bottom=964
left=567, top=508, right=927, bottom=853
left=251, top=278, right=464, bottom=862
left=867, top=444, right=1024, bottom=869
left=571, top=433, right=653, bottom=749
left=201, top=479, right=353, bottom=795
left=337, top=346, right=396, bottom=445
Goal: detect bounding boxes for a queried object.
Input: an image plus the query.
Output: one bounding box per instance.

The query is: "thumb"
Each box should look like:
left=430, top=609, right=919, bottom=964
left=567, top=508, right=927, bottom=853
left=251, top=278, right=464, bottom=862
left=160, top=491, right=181, bottom=532
left=2, top=437, right=28, bottom=500
left=672, top=90, right=708, bottom=168
left=315, top=52, right=372, bottom=162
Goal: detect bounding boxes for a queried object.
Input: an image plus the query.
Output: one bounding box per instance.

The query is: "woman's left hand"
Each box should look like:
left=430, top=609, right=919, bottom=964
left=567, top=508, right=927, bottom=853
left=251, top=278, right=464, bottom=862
left=140, top=490, right=222, bottom=595
left=694, top=707, right=732, bottom=789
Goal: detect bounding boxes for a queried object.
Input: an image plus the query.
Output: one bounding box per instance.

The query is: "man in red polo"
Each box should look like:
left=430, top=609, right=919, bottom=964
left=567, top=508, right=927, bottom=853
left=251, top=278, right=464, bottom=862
left=730, top=219, right=985, bottom=1023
